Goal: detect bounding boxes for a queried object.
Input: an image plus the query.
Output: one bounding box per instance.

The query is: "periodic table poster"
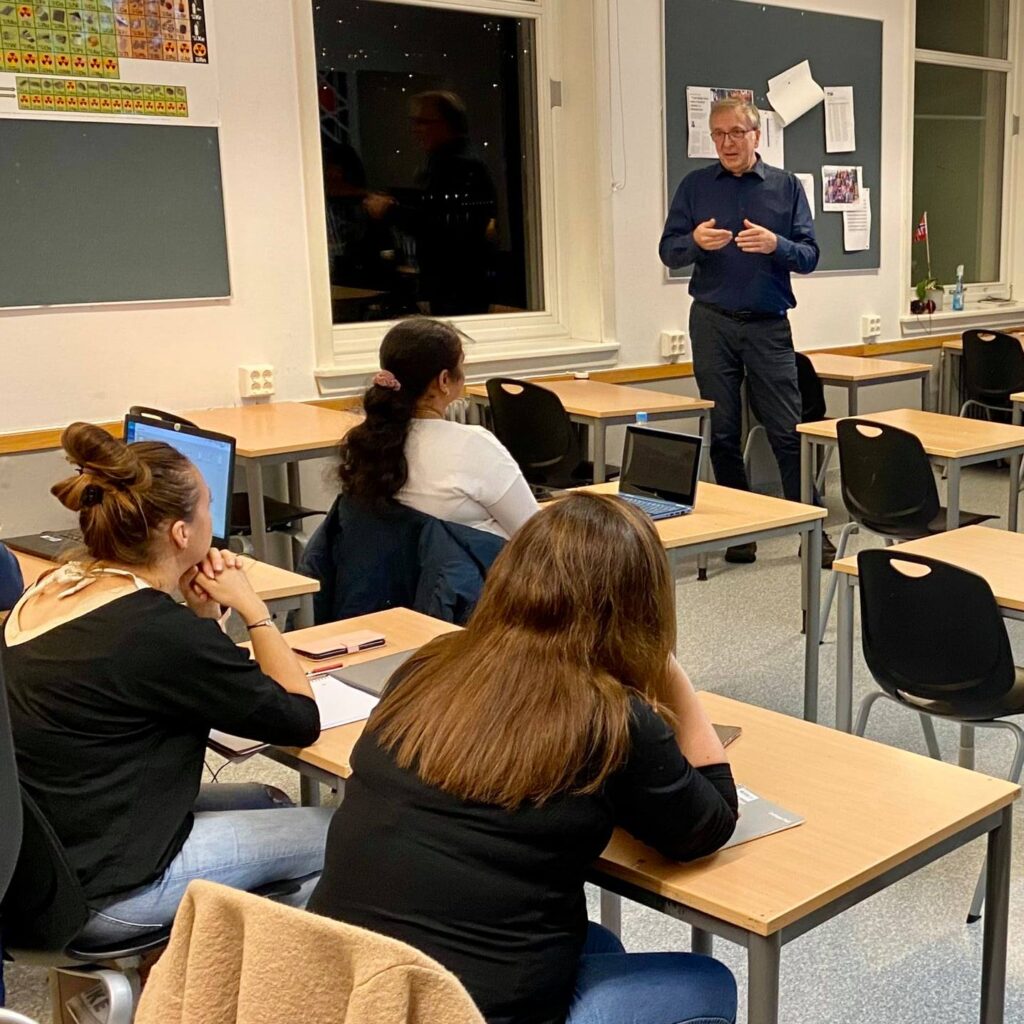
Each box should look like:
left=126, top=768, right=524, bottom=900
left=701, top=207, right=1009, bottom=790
left=0, top=0, right=217, bottom=125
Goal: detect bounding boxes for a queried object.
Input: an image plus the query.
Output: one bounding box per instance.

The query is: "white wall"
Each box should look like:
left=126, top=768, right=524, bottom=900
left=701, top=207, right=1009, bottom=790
left=606, top=0, right=913, bottom=366
left=0, top=0, right=318, bottom=435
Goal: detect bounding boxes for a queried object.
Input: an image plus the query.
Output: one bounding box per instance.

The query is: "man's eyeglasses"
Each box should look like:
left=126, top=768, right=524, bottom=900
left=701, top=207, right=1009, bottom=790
left=710, top=128, right=756, bottom=144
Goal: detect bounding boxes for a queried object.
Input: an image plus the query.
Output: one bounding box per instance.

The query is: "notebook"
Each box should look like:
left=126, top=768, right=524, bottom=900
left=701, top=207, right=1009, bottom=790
left=618, top=426, right=702, bottom=521
left=720, top=785, right=805, bottom=850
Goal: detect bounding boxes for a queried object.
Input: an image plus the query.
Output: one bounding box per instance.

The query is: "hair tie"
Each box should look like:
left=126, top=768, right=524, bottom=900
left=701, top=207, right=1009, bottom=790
left=81, top=484, right=104, bottom=508
left=373, top=370, right=401, bottom=392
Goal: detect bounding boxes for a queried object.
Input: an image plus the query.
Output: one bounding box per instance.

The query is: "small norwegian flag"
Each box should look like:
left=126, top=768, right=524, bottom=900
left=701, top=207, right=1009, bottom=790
left=913, top=214, right=928, bottom=242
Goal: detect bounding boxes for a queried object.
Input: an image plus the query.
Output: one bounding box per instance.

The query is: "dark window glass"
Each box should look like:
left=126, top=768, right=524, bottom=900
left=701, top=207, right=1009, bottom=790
left=916, top=0, right=1009, bottom=59
left=313, top=1, right=543, bottom=323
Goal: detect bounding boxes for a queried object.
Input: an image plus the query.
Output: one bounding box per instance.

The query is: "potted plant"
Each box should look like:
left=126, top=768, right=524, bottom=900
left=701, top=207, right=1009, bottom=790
left=911, top=276, right=943, bottom=315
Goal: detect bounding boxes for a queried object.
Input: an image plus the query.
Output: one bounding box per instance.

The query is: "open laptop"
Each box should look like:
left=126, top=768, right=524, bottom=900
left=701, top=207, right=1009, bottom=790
left=4, top=415, right=236, bottom=560
left=617, top=426, right=702, bottom=521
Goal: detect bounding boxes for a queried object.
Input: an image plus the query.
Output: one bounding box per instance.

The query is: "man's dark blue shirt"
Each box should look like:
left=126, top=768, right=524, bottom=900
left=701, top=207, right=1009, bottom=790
left=659, top=157, right=818, bottom=315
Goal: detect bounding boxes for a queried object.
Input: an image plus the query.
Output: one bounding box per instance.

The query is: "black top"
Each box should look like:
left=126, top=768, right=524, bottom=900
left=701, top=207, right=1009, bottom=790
left=2, top=588, right=320, bottom=900
left=308, top=693, right=737, bottom=1024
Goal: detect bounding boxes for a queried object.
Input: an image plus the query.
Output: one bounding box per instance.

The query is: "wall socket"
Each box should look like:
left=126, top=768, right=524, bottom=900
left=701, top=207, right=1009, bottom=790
left=860, top=315, right=882, bottom=340
left=239, top=364, right=275, bottom=398
left=659, top=330, right=689, bottom=360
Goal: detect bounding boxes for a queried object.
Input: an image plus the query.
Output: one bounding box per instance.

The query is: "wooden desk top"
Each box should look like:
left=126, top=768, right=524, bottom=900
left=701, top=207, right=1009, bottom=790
left=181, top=402, right=361, bottom=458
left=596, top=692, right=1019, bottom=937
left=797, top=408, right=1024, bottom=458
left=581, top=481, right=824, bottom=549
left=11, top=550, right=318, bottom=602
left=832, top=525, right=1024, bottom=612
left=941, top=332, right=1024, bottom=353
left=806, top=353, right=931, bottom=382
left=1012, top=391, right=1024, bottom=404
left=465, top=379, right=713, bottom=419
left=275, top=608, right=460, bottom=779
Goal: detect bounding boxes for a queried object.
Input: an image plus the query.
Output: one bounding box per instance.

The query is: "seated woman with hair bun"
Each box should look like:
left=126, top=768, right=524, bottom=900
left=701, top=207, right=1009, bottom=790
left=339, top=316, right=539, bottom=538
left=2, top=423, right=331, bottom=944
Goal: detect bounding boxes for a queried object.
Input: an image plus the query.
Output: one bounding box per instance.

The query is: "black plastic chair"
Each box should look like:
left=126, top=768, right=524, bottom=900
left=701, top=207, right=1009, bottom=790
left=485, top=379, right=618, bottom=491
left=960, top=329, right=1024, bottom=421
left=127, top=406, right=323, bottom=545
left=819, top=419, right=996, bottom=640
left=855, top=549, right=1024, bottom=921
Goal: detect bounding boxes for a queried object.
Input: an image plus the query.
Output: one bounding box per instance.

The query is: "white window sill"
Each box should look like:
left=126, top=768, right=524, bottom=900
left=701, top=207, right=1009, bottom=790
left=899, top=301, right=1024, bottom=335
left=314, top=338, right=621, bottom=396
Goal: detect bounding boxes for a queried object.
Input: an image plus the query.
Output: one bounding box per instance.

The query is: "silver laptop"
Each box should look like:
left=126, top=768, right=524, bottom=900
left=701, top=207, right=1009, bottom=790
left=618, top=426, right=702, bottom=521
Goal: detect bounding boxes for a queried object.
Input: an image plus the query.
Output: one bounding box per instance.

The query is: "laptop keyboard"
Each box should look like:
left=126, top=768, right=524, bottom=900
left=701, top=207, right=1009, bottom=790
left=40, top=529, right=83, bottom=543
left=619, top=494, right=692, bottom=521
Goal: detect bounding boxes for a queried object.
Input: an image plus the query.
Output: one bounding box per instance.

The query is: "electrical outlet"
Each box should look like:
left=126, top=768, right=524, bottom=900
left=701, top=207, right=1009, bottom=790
left=659, top=330, right=689, bottom=360
left=860, top=315, right=882, bottom=340
left=239, top=364, right=275, bottom=398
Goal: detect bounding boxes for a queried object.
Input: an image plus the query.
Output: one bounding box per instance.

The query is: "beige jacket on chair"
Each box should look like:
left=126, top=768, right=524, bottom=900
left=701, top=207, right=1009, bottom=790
left=135, top=880, right=485, bottom=1024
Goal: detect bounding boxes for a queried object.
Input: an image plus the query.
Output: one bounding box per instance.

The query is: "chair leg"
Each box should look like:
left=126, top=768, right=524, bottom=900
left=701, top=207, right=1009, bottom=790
left=742, top=424, right=766, bottom=472
left=853, top=690, right=887, bottom=737
left=818, top=521, right=858, bottom=644
left=814, top=447, right=834, bottom=494
left=958, top=724, right=976, bottom=770
left=54, top=968, right=137, bottom=1024
left=919, top=714, right=942, bottom=759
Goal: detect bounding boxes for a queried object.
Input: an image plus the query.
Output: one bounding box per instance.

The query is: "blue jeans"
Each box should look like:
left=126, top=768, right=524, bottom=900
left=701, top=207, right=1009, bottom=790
left=78, top=783, right=332, bottom=944
left=690, top=301, right=806, bottom=505
left=567, top=924, right=736, bottom=1024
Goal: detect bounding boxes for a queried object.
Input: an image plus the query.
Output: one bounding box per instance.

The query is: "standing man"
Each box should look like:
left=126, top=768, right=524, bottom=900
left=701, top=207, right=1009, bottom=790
left=660, top=98, right=833, bottom=566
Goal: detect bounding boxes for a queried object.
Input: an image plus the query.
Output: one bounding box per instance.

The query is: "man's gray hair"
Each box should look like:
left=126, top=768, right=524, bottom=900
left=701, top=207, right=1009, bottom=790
left=709, top=98, right=760, bottom=129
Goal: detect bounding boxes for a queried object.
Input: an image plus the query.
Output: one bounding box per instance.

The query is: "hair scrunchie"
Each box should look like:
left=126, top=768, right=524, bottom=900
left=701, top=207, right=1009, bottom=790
left=373, top=370, right=401, bottom=391
left=81, top=484, right=104, bottom=508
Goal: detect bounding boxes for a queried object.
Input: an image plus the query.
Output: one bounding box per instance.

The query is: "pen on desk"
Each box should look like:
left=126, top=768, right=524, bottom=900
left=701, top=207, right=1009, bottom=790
left=306, top=661, right=346, bottom=678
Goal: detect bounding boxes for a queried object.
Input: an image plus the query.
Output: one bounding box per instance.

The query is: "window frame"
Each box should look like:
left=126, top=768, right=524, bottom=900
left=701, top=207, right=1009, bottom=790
left=907, top=0, right=1020, bottom=303
left=292, top=0, right=616, bottom=391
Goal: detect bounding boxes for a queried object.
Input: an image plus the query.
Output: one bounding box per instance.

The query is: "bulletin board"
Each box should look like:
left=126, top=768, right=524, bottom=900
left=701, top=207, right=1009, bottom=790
left=663, top=0, right=883, bottom=274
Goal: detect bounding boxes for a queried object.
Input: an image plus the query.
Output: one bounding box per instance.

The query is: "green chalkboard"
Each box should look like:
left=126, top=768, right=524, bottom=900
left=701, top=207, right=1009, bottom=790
left=0, top=118, right=230, bottom=307
left=664, top=0, right=882, bottom=273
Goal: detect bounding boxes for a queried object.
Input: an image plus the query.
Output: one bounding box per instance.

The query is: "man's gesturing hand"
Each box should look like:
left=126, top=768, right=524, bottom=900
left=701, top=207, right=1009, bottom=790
left=693, top=218, right=734, bottom=252
left=735, top=219, right=777, bottom=254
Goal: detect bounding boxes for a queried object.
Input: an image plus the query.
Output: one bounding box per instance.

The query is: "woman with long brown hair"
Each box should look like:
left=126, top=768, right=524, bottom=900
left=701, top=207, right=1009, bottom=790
left=309, top=493, right=738, bottom=1024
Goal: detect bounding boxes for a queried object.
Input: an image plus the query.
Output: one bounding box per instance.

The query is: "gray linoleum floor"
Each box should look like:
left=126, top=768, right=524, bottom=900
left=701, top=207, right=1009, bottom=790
left=5, top=460, right=1024, bottom=1023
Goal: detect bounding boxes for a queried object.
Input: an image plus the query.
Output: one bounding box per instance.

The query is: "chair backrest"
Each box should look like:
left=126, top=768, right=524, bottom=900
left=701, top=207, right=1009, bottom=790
left=0, top=658, right=22, bottom=904
left=795, top=352, right=827, bottom=423
left=858, top=549, right=1016, bottom=713
left=836, top=419, right=939, bottom=536
left=485, top=379, right=578, bottom=485
left=961, top=330, right=1024, bottom=406
left=1, top=786, right=88, bottom=952
left=127, top=405, right=199, bottom=429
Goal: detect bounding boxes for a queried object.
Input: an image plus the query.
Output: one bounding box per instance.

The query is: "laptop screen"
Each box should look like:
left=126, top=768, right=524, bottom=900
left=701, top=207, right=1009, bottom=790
left=123, top=415, right=236, bottom=545
left=620, top=427, right=702, bottom=506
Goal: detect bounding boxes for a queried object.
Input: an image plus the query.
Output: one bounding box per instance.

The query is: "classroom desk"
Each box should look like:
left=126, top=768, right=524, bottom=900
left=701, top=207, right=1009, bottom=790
left=805, top=352, right=931, bottom=414
left=592, top=692, right=1018, bottom=1024
left=581, top=481, right=826, bottom=722
left=830, top=525, right=1024, bottom=733
left=10, top=549, right=320, bottom=626
left=258, top=607, right=460, bottom=804
left=798, top=408, right=1024, bottom=533
left=938, top=333, right=1024, bottom=415
left=464, top=379, right=714, bottom=483
left=181, top=402, right=361, bottom=563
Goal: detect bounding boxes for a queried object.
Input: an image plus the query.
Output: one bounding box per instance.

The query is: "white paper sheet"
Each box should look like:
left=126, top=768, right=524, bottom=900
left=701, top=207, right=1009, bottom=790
left=795, top=173, right=816, bottom=219
left=311, top=676, right=380, bottom=729
left=757, top=109, right=785, bottom=168
left=766, top=60, right=824, bottom=126
left=824, top=86, right=856, bottom=153
left=842, top=187, right=871, bottom=251
left=686, top=85, right=755, bottom=159
left=821, top=164, right=863, bottom=212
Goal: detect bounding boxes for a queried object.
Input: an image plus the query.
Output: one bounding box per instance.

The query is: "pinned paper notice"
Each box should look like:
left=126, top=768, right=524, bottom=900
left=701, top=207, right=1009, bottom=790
left=757, top=109, right=785, bottom=168
left=766, top=60, right=824, bottom=126
left=843, top=188, right=871, bottom=252
left=795, top=173, right=816, bottom=219
left=686, top=85, right=755, bottom=159
left=824, top=86, right=856, bottom=153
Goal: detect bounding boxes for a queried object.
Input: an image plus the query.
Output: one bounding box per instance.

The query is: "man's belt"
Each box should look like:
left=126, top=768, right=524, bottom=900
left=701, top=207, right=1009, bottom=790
left=698, top=301, right=786, bottom=323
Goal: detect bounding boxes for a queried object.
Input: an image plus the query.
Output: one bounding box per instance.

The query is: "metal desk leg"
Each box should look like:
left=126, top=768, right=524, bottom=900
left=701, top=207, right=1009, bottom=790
left=836, top=573, right=855, bottom=732
left=286, top=460, right=303, bottom=567
left=800, top=435, right=814, bottom=505
left=747, top=932, right=781, bottom=1024
left=1008, top=451, right=1021, bottom=533
left=697, top=414, right=711, bottom=581
left=691, top=927, right=713, bottom=956
left=243, top=460, right=269, bottom=562
left=299, top=774, right=321, bottom=807
left=296, top=593, right=314, bottom=630
left=981, top=806, right=1012, bottom=1024
left=946, top=461, right=961, bottom=532
left=599, top=890, right=622, bottom=938
left=921, top=374, right=929, bottom=412
left=803, top=522, right=822, bottom=723
left=592, top=422, right=607, bottom=484
left=847, top=383, right=858, bottom=417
